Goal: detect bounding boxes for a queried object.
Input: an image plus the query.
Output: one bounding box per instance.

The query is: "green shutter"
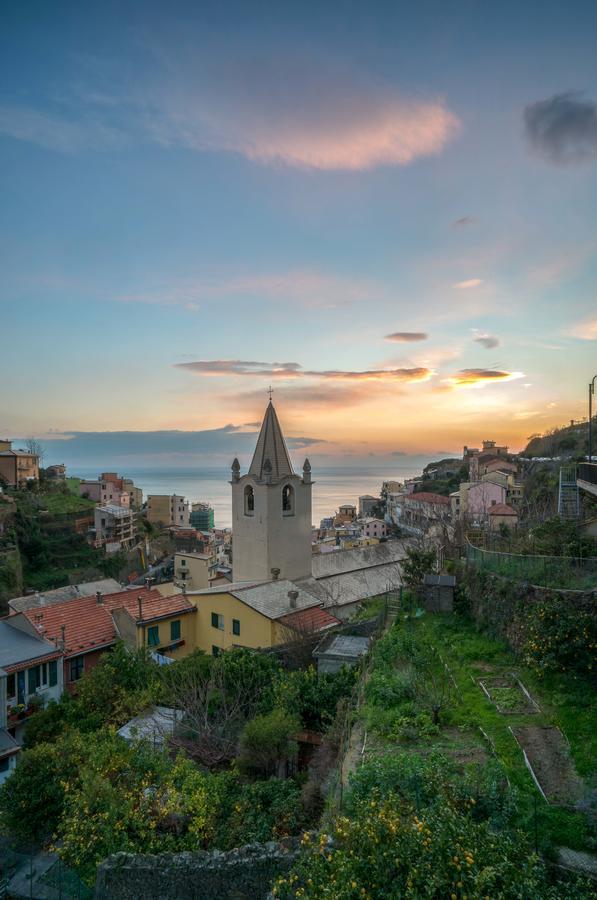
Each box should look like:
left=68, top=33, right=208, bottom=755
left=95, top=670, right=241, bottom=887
left=232, top=619, right=240, bottom=636
left=49, top=659, right=58, bottom=687
left=27, top=666, right=38, bottom=694
left=147, top=625, right=160, bottom=647
left=170, top=620, right=181, bottom=641
left=211, top=612, right=219, bottom=629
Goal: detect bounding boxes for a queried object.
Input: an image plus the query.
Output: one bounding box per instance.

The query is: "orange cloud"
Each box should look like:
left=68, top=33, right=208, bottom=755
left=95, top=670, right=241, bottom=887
left=384, top=332, right=428, bottom=342
left=569, top=318, right=597, bottom=340
left=176, top=360, right=432, bottom=383
left=453, top=278, right=483, bottom=289
left=444, top=368, right=524, bottom=388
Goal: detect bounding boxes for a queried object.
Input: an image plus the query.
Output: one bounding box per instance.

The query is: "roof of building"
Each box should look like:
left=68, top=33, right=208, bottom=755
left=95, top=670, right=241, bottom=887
left=311, top=542, right=405, bottom=578
left=230, top=580, right=321, bottom=619
left=8, top=578, right=122, bottom=614
left=404, top=492, right=450, bottom=505
left=0, top=619, right=61, bottom=670
left=0, top=728, right=20, bottom=757
left=278, top=606, right=341, bottom=633
left=314, top=634, right=370, bottom=660
left=488, top=503, right=517, bottom=516
left=21, top=588, right=194, bottom=657
left=248, top=400, right=294, bottom=481
left=117, top=706, right=183, bottom=744
left=97, top=504, right=133, bottom=517
left=423, top=574, right=456, bottom=586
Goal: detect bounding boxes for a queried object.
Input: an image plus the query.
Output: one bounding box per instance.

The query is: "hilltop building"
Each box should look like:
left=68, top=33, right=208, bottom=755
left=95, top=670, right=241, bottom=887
left=190, top=502, right=215, bottom=530
left=147, top=494, right=190, bottom=527
left=0, top=440, right=39, bottom=487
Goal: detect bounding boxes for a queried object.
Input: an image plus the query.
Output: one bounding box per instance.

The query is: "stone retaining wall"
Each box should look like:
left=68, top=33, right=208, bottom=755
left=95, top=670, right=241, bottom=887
left=95, top=839, right=300, bottom=900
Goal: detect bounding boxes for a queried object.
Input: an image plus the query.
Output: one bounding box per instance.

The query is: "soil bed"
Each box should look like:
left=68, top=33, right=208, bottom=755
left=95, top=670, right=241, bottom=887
left=511, top=725, right=585, bottom=806
left=480, top=675, right=539, bottom=715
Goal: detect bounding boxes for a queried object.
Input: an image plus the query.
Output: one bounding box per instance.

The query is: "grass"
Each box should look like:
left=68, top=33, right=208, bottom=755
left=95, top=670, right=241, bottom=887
left=360, top=612, right=595, bottom=856
left=38, top=492, right=96, bottom=515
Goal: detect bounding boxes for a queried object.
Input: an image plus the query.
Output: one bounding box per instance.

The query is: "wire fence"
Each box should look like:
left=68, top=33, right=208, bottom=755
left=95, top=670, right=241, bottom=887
left=465, top=541, right=597, bottom=591
left=325, top=594, right=396, bottom=819
left=0, top=846, right=93, bottom=900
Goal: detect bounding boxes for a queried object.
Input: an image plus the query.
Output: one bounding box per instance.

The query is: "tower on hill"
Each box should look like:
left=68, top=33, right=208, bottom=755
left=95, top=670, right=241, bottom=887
left=231, top=400, right=313, bottom=583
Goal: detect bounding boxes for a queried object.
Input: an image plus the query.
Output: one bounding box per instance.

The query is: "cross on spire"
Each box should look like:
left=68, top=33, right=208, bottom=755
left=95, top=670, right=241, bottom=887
left=267, top=385, right=274, bottom=401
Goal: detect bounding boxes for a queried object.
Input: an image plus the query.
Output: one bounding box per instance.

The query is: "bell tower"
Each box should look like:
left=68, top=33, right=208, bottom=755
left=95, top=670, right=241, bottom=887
left=231, top=400, right=313, bottom=583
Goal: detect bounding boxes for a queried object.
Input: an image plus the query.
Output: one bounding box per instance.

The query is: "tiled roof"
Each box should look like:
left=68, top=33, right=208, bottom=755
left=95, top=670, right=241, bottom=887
left=404, top=492, right=450, bottom=505
left=8, top=578, right=122, bottom=613
left=0, top=619, right=61, bottom=670
left=488, top=503, right=517, bottom=515
left=22, top=588, right=194, bottom=657
left=230, top=580, right=321, bottom=619
left=278, top=606, right=341, bottom=633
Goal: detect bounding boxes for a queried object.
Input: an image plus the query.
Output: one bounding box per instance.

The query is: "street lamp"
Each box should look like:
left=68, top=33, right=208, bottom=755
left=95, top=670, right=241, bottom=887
left=590, top=375, right=597, bottom=462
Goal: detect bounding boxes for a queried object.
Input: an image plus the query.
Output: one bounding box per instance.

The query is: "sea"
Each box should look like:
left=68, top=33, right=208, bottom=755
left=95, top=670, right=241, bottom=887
left=71, top=465, right=424, bottom=528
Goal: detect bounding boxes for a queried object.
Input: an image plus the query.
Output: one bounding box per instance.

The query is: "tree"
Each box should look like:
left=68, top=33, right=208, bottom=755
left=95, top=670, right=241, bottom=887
left=25, top=437, right=45, bottom=466
left=160, top=648, right=281, bottom=767
left=400, top=546, right=436, bottom=588
left=237, top=709, right=300, bottom=777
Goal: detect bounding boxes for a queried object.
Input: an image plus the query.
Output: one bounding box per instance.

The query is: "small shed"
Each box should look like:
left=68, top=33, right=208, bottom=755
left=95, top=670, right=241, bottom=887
left=422, top=574, right=456, bottom=612
left=313, top=634, right=370, bottom=674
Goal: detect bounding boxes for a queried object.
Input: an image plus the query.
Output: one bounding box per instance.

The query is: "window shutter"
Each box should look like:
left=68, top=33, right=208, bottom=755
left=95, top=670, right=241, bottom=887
left=49, top=659, right=58, bottom=687
left=27, top=666, right=38, bottom=694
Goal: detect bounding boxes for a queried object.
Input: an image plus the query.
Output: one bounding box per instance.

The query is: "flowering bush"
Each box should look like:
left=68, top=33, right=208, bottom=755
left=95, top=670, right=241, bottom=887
left=523, top=596, right=596, bottom=677
left=273, top=797, right=551, bottom=899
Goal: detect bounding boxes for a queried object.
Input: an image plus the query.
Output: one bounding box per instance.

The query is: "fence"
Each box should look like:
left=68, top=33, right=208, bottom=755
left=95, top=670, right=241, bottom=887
left=0, top=846, right=92, bottom=900
left=325, top=595, right=394, bottom=819
left=465, top=541, right=597, bottom=591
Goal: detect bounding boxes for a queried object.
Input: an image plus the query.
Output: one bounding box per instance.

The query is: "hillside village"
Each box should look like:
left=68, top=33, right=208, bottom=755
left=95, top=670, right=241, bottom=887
left=0, top=408, right=595, bottom=897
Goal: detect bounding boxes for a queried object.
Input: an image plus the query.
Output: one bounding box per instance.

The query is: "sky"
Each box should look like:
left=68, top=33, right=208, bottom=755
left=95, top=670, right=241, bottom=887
left=1, top=0, right=597, bottom=469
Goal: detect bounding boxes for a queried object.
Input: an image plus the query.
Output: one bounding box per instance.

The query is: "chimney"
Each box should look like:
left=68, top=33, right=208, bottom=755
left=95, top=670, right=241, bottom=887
left=96, top=591, right=103, bottom=605
left=288, top=590, right=299, bottom=609
left=270, top=567, right=280, bottom=581
left=137, top=595, right=143, bottom=623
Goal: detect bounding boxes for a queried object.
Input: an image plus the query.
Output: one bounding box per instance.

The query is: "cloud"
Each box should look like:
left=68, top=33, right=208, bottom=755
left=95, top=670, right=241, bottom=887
left=524, top=92, right=597, bottom=165
left=175, top=360, right=303, bottom=377
left=453, top=278, right=482, bottom=289
left=384, top=332, right=428, bottom=343
left=453, top=216, right=476, bottom=227
left=38, top=426, right=324, bottom=466
left=0, top=51, right=460, bottom=171
left=118, top=270, right=370, bottom=311
left=569, top=318, right=597, bottom=340
left=444, top=369, right=524, bottom=388
left=472, top=332, right=500, bottom=349
left=176, top=360, right=432, bottom=383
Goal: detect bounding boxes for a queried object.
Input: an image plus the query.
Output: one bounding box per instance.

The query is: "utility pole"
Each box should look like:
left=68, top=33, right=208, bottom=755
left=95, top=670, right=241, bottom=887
left=589, top=375, right=597, bottom=461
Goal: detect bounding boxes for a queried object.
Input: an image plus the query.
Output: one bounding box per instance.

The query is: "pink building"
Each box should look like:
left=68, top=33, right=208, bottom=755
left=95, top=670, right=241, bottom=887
left=361, top=518, right=388, bottom=539
left=465, top=480, right=506, bottom=521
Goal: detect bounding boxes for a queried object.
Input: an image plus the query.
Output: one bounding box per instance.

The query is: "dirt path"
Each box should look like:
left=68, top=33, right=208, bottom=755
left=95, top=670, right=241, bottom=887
left=511, top=725, right=584, bottom=806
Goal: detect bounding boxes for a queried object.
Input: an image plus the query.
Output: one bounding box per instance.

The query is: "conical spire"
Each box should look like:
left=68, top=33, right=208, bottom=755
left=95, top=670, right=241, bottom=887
left=249, top=401, right=294, bottom=481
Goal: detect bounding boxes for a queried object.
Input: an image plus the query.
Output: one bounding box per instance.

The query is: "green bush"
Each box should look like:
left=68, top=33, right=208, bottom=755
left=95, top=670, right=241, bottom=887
left=237, top=709, right=300, bottom=777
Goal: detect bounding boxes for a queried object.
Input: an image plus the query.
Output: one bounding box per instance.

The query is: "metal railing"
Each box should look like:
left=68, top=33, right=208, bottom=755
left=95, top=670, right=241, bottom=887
left=466, top=540, right=597, bottom=590
left=578, top=462, right=597, bottom=487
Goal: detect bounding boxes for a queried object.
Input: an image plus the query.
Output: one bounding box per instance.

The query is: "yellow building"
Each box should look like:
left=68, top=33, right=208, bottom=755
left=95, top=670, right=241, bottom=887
left=0, top=440, right=39, bottom=486
left=189, top=579, right=339, bottom=655
left=111, top=592, right=198, bottom=660
left=174, top=550, right=217, bottom=589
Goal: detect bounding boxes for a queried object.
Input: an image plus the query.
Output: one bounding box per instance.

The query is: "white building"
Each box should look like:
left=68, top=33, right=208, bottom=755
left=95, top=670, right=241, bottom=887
left=231, top=400, right=313, bottom=583
left=94, top=504, right=137, bottom=551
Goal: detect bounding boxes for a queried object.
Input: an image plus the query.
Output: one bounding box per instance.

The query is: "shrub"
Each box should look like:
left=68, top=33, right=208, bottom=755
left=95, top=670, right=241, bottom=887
left=237, top=709, right=301, bottom=777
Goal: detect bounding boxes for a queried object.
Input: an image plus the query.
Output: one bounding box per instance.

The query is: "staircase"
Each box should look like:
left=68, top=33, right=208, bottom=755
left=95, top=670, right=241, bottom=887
left=558, top=466, right=580, bottom=520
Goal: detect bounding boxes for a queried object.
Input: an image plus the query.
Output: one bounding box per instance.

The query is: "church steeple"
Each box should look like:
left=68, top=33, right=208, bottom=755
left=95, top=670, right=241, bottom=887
left=248, top=400, right=294, bottom=482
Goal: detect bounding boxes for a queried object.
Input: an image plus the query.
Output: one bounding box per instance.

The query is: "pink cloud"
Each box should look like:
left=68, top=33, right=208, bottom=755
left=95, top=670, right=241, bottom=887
left=453, top=278, right=483, bottom=289
left=569, top=318, right=597, bottom=340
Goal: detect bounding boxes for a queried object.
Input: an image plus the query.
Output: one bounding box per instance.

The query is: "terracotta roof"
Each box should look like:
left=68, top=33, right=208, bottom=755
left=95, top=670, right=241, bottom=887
left=405, top=492, right=450, bottom=505
left=22, top=588, right=194, bottom=658
left=278, top=606, right=341, bottom=633
left=488, top=503, right=517, bottom=516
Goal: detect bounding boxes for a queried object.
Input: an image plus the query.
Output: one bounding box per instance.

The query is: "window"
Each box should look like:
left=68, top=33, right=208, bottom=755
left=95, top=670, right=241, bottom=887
left=6, top=673, right=15, bottom=699
left=70, top=656, right=85, bottom=682
left=232, top=618, right=240, bottom=637
left=49, top=659, right=58, bottom=687
left=170, top=620, right=181, bottom=641
left=27, top=663, right=49, bottom=694
left=147, top=625, right=160, bottom=647
left=211, top=612, right=224, bottom=630
left=212, top=645, right=221, bottom=657
left=181, top=558, right=186, bottom=566
left=0, top=758, right=9, bottom=773
left=282, top=484, right=294, bottom=515
left=244, top=485, right=255, bottom=515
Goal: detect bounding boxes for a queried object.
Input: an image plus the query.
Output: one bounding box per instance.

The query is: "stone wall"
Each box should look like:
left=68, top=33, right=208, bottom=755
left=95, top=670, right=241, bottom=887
left=95, top=839, right=300, bottom=900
